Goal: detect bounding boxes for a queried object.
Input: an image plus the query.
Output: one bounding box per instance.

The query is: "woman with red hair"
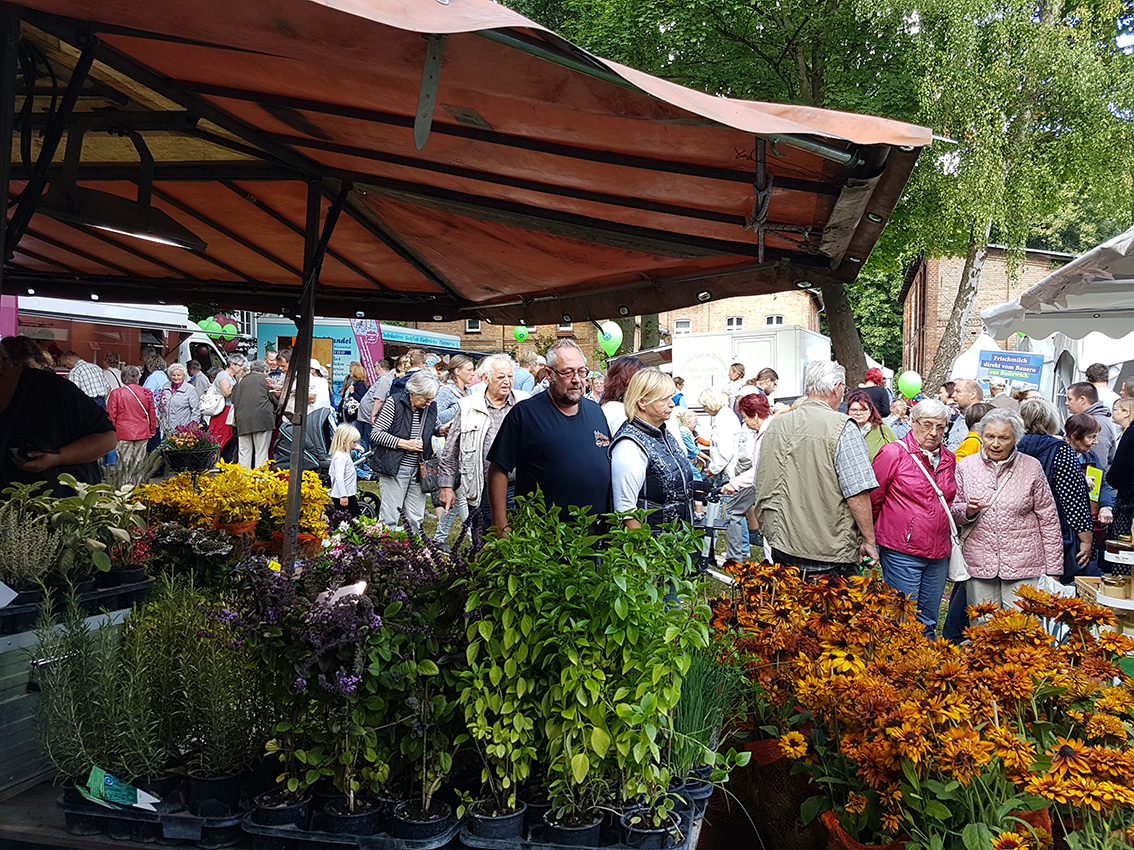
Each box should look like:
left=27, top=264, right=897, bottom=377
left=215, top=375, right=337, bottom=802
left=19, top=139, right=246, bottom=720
left=721, top=391, right=773, bottom=562
left=860, top=366, right=891, bottom=418
left=847, top=390, right=897, bottom=461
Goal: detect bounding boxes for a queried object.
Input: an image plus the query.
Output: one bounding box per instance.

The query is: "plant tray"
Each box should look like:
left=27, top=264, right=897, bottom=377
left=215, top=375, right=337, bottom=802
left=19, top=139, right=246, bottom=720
left=75, top=577, right=156, bottom=616
left=60, top=792, right=245, bottom=849
left=0, top=597, right=41, bottom=635
left=242, top=811, right=462, bottom=850
left=458, top=816, right=697, bottom=850
left=0, top=578, right=155, bottom=636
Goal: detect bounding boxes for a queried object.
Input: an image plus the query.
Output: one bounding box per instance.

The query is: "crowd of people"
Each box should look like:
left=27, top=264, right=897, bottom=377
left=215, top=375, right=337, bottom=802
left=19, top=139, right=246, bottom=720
left=8, top=324, right=1134, bottom=641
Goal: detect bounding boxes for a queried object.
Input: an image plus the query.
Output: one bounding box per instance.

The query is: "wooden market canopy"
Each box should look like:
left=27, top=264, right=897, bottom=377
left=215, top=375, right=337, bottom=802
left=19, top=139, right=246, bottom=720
left=0, top=0, right=932, bottom=325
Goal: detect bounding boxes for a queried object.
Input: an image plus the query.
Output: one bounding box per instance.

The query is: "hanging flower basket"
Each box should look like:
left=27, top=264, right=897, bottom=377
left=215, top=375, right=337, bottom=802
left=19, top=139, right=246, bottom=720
left=163, top=447, right=218, bottom=473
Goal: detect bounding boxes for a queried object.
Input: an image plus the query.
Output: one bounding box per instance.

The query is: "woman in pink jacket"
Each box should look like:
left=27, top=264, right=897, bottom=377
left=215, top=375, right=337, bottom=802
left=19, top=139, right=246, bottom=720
left=870, top=398, right=956, bottom=638
left=951, top=407, right=1063, bottom=612
left=106, top=365, right=157, bottom=481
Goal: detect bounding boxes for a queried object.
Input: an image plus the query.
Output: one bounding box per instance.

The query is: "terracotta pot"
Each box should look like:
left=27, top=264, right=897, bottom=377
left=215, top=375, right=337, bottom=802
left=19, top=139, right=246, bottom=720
left=215, top=519, right=257, bottom=537
left=270, top=531, right=324, bottom=557
left=1010, top=809, right=1052, bottom=836
left=821, top=811, right=907, bottom=850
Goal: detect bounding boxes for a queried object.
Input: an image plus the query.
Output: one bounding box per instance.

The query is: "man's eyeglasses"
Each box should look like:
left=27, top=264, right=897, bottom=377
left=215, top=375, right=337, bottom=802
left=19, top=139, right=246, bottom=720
left=553, top=367, right=589, bottom=379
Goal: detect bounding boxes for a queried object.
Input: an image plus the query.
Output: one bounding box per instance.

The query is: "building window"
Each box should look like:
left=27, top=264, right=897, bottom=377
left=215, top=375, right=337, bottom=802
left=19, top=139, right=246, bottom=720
left=557, top=322, right=574, bottom=332
left=726, top=316, right=743, bottom=332
left=465, top=319, right=481, bottom=334
left=765, top=315, right=784, bottom=326
left=673, top=319, right=692, bottom=335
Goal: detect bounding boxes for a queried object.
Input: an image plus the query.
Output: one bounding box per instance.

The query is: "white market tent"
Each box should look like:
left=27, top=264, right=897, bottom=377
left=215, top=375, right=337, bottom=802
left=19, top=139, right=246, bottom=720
left=982, top=225, right=1134, bottom=340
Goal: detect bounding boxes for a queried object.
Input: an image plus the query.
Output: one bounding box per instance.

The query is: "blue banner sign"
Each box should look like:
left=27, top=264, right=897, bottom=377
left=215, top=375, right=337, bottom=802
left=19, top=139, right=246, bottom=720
left=976, top=350, right=1043, bottom=387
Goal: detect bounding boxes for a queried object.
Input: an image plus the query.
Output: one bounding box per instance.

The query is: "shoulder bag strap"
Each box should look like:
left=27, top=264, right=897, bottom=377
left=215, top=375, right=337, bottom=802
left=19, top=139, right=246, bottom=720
left=126, top=385, right=151, bottom=420
left=904, top=444, right=960, bottom=538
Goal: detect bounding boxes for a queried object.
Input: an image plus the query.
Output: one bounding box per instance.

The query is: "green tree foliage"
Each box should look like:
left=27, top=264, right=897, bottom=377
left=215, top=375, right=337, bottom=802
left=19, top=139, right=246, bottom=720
left=820, top=273, right=906, bottom=370
left=507, top=0, right=1134, bottom=383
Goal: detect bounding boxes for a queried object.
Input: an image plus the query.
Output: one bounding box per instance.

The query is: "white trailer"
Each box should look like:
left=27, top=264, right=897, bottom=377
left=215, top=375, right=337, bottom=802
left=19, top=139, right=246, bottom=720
left=669, top=325, right=831, bottom=404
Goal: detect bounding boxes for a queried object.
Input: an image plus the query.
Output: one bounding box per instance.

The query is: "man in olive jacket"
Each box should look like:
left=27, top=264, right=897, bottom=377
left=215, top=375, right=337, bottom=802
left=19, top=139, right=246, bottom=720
left=754, top=360, right=879, bottom=578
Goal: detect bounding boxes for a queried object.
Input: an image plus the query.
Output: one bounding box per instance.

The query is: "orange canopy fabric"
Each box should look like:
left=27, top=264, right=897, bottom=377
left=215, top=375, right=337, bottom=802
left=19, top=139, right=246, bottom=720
left=5, top=0, right=931, bottom=323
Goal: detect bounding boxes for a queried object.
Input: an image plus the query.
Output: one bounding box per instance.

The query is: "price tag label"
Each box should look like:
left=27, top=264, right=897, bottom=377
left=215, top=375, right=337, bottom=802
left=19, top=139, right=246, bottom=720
left=1105, top=549, right=1134, bottom=565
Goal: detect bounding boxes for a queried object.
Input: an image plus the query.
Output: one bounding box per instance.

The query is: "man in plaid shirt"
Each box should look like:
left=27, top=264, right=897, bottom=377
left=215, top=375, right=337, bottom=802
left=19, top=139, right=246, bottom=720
left=60, top=351, right=109, bottom=409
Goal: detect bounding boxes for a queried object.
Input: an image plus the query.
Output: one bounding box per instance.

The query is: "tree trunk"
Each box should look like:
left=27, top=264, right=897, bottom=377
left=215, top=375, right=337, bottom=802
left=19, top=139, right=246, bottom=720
left=925, top=217, right=993, bottom=390
left=611, top=317, right=636, bottom=359
left=819, top=281, right=867, bottom=387
left=639, top=314, right=660, bottom=350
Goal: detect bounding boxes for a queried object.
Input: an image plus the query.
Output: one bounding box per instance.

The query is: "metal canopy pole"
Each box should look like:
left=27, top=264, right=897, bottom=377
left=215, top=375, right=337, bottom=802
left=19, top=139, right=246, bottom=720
left=281, top=179, right=350, bottom=566
left=0, top=4, right=20, bottom=296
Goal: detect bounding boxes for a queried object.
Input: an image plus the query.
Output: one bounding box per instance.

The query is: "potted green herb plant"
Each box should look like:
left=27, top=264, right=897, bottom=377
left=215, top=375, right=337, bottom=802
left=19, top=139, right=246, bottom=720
left=0, top=500, right=63, bottom=632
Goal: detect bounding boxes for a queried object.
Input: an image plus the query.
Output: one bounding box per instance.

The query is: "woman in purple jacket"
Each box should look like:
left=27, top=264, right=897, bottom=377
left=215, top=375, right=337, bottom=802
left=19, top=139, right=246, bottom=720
left=870, top=398, right=956, bottom=638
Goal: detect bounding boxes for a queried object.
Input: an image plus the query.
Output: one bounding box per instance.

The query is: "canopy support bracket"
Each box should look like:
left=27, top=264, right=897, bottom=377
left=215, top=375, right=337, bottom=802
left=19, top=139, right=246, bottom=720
left=5, top=35, right=94, bottom=261
left=414, top=34, right=447, bottom=151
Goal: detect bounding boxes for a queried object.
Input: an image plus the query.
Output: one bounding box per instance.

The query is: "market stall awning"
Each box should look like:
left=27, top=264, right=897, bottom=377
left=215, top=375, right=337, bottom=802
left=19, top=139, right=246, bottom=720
left=982, top=226, right=1134, bottom=340
left=0, top=0, right=931, bottom=324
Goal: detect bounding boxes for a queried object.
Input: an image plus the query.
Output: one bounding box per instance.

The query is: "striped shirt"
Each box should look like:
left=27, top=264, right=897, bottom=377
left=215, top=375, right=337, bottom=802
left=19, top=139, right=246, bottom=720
left=372, top=399, right=424, bottom=471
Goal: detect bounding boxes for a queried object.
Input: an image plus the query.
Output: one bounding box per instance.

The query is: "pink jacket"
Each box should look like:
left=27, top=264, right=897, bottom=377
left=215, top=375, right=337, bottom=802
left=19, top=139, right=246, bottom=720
left=951, top=451, right=1063, bottom=580
left=870, top=431, right=957, bottom=559
left=107, top=385, right=157, bottom=441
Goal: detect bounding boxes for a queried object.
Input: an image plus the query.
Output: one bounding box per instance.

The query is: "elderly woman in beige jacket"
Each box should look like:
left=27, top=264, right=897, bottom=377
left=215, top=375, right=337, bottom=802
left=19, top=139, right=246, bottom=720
left=951, top=408, right=1063, bottom=612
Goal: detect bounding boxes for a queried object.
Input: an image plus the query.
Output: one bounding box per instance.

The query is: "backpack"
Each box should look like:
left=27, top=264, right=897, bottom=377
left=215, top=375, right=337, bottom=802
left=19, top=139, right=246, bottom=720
left=200, top=385, right=225, bottom=417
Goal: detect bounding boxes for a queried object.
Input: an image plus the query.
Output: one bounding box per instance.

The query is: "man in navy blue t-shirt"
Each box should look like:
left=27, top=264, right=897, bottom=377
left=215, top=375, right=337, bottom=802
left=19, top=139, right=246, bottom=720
left=486, top=340, right=612, bottom=530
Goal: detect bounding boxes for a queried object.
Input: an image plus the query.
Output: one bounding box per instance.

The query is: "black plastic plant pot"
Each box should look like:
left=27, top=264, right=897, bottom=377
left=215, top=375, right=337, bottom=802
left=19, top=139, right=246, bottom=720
left=95, top=565, right=147, bottom=588
left=252, top=794, right=311, bottom=829
left=683, top=779, right=713, bottom=819
left=543, top=810, right=603, bottom=847
left=138, top=772, right=180, bottom=800
left=107, top=816, right=163, bottom=844
left=620, top=812, right=682, bottom=850
left=323, top=798, right=384, bottom=835
left=468, top=800, right=527, bottom=839
left=63, top=809, right=106, bottom=836
left=390, top=800, right=452, bottom=840
left=689, top=765, right=713, bottom=782
left=189, top=773, right=242, bottom=814
left=522, top=799, right=551, bottom=835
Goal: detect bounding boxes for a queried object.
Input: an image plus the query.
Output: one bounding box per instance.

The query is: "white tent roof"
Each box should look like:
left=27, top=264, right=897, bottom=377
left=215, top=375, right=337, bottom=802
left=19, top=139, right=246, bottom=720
left=949, top=333, right=1002, bottom=381
left=982, top=226, right=1134, bottom=340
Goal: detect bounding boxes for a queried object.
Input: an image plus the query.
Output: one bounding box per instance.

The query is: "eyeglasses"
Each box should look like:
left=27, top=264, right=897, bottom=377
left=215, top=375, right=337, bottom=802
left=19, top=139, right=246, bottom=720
left=553, top=367, right=589, bottom=379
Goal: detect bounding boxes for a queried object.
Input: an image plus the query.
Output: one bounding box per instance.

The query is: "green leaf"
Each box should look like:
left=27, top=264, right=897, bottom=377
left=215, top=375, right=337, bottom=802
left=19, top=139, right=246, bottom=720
left=591, top=726, right=611, bottom=758
left=925, top=800, right=951, bottom=820
left=901, top=758, right=920, bottom=791
left=800, top=795, right=830, bottom=825
left=91, top=549, right=112, bottom=571
left=570, top=752, right=589, bottom=783
left=963, top=823, right=994, bottom=850
left=478, top=621, right=493, bottom=641
left=418, top=659, right=440, bottom=676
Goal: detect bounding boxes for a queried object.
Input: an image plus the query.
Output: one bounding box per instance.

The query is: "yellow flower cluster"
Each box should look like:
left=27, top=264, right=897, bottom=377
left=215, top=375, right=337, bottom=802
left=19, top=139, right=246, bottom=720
left=712, top=563, right=1134, bottom=839
left=136, top=463, right=329, bottom=536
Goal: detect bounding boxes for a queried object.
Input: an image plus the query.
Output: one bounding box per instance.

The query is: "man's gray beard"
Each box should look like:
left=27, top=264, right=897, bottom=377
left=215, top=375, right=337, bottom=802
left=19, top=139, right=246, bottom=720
left=549, top=384, right=583, bottom=406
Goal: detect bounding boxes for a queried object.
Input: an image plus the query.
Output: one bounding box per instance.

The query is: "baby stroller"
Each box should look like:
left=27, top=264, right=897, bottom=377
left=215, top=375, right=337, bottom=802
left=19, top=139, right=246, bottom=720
left=275, top=409, right=380, bottom=519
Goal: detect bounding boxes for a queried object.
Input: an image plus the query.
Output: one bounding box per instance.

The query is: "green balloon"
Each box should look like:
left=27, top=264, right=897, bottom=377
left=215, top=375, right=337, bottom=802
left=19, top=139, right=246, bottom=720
left=897, top=370, right=923, bottom=399
left=513, top=325, right=528, bottom=342
left=201, top=319, right=221, bottom=334
left=599, top=321, right=622, bottom=357
left=222, top=323, right=238, bottom=340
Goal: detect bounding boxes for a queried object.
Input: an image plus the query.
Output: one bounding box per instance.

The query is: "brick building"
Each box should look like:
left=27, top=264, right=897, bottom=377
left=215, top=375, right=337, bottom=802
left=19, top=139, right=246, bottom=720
left=427, top=318, right=603, bottom=362
left=428, top=290, right=821, bottom=363
left=900, top=247, right=1072, bottom=375
left=658, top=290, right=822, bottom=338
